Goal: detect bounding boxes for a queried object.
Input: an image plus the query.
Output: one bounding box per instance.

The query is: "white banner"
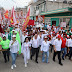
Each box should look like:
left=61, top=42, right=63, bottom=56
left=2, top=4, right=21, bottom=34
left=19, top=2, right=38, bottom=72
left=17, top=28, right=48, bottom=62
left=61, top=22, right=66, bottom=27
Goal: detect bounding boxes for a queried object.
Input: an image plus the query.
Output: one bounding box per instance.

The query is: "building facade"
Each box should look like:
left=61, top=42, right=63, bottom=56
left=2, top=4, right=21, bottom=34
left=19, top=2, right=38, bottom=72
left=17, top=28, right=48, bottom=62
left=28, top=0, right=72, bottom=30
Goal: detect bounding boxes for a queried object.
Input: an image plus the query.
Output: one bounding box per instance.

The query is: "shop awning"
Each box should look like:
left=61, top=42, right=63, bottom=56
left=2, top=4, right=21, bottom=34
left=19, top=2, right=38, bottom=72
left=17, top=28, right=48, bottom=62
left=40, top=7, right=72, bottom=15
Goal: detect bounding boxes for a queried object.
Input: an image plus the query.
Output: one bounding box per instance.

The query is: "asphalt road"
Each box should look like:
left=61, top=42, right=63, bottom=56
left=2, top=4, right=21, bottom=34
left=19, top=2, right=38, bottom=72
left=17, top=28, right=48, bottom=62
left=0, top=52, right=72, bottom=72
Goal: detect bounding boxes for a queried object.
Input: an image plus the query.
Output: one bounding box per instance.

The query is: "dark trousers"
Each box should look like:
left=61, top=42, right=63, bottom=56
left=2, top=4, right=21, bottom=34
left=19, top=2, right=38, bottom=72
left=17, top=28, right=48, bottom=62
left=53, top=51, right=61, bottom=64
left=51, top=44, right=53, bottom=53
left=2, top=49, right=10, bottom=62
left=69, top=47, right=72, bottom=60
left=31, top=47, right=39, bottom=61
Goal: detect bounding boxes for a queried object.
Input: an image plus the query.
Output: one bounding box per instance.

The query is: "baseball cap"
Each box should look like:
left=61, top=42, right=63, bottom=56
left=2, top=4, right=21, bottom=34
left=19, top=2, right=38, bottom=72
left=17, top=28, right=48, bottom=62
left=3, top=35, right=6, bottom=37
left=44, top=36, right=48, bottom=39
left=57, top=35, right=61, bottom=38
left=12, top=35, right=16, bottom=38
left=12, top=30, right=15, bottom=32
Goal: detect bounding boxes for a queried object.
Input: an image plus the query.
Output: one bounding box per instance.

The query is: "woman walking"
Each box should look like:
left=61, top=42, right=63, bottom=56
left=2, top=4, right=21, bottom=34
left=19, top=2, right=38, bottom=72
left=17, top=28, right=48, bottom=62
left=9, top=35, right=19, bottom=70
left=21, top=37, right=31, bottom=67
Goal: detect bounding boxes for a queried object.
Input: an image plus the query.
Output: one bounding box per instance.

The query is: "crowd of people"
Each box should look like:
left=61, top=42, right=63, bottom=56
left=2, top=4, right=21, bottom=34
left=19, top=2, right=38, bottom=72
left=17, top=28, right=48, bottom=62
left=0, top=23, right=72, bottom=70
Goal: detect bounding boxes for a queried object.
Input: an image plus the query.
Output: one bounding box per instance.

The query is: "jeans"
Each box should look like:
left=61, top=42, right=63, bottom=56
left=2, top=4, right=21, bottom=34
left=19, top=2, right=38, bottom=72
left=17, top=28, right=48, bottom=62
left=10, top=52, right=17, bottom=65
left=42, top=51, right=49, bottom=63
left=61, top=47, right=67, bottom=58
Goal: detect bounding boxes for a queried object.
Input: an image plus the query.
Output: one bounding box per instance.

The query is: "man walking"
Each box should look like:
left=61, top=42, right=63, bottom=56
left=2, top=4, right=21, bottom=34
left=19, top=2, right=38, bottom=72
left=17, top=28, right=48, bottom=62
left=53, top=35, right=63, bottom=66
left=30, top=33, right=41, bottom=63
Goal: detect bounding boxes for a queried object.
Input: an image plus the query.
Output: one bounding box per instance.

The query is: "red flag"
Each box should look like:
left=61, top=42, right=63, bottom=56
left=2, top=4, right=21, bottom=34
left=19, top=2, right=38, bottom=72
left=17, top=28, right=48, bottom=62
left=28, top=19, right=34, bottom=26
left=11, top=7, right=17, bottom=25
left=4, top=10, right=8, bottom=19
left=22, top=8, right=30, bottom=31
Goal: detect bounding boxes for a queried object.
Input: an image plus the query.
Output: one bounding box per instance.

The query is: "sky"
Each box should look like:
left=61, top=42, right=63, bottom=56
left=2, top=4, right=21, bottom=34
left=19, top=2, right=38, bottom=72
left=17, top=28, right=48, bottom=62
left=0, top=0, right=31, bottom=10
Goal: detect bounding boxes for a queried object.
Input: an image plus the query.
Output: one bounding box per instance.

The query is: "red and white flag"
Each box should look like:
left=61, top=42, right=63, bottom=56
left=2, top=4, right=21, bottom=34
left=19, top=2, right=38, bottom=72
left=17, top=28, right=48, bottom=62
left=11, top=6, right=17, bottom=25
left=22, top=8, right=30, bottom=31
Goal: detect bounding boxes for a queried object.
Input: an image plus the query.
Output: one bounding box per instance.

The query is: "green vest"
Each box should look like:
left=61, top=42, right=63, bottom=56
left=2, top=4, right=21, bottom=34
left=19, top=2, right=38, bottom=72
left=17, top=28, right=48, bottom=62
left=8, top=32, right=11, bottom=40
left=10, top=27, right=13, bottom=32
left=0, top=39, right=10, bottom=49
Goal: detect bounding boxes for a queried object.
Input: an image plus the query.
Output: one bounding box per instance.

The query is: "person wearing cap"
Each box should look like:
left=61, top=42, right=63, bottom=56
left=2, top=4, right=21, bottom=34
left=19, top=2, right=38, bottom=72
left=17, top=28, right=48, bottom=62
left=53, top=35, right=63, bottom=66
left=9, top=35, right=19, bottom=70
left=21, top=37, right=31, bottom=67
left=68, top=35, right=72, bottom=60
left=61, top=34, right=67, bottom=60
left=14, top=30, right=21, bottom=54
left=0, top=35, right=10, bottom=63
left=11, top=30, right=15, bottom=40
left=66, top=35, right=70, bottom=57
left=67, top=30, right=71, bottom=36
left=15, top=24, right=20, bottom=34
left=9, top=25, right=13, bottom=32
left=5, top=28, right=11, bottom=40
left=41, top=36, right=51, bottom=63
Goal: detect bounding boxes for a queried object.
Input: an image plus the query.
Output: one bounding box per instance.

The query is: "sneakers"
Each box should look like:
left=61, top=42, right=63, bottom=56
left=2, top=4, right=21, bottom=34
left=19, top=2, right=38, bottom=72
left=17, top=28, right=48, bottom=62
left=11, top=65, right=14, bottom=70
left=13, top=64, right=16, bottom=68
left=25, top=64, right=27, bottom=67
left=11, top=64, right=16, bottom=70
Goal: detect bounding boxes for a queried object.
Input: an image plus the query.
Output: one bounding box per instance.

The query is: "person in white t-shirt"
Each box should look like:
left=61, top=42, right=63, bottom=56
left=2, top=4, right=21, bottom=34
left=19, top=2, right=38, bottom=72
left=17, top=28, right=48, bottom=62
left=53, top=35, right=63, bottom=66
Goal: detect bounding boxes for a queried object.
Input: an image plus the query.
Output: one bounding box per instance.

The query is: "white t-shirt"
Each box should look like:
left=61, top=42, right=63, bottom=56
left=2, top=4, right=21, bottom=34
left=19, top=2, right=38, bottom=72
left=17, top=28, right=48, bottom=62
left=53, top=39, right=62, bottom=51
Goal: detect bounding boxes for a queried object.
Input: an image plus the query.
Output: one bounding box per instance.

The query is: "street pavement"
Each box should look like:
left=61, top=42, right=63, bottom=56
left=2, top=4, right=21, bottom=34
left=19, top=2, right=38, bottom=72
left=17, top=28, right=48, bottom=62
left=0, top=52, right=72, bottom=72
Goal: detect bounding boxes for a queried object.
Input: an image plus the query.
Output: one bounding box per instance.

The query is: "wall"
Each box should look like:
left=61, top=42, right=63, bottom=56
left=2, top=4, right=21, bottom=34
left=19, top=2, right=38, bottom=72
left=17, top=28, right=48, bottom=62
left=45, top=1, right=70, bottom=12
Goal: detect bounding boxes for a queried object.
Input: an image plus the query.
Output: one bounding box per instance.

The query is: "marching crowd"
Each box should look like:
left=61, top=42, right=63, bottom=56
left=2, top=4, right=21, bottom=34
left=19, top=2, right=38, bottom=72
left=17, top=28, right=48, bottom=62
left=0, top=23, right=72, bottom=70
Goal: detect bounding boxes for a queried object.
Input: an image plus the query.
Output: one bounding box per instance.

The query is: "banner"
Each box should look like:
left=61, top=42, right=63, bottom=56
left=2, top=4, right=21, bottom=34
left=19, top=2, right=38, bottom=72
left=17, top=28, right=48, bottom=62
left=28, top=20, right=34, bottom=26
left=22, top=8, right=30, bottom=31
left=61, top=22, right=66, bottom=27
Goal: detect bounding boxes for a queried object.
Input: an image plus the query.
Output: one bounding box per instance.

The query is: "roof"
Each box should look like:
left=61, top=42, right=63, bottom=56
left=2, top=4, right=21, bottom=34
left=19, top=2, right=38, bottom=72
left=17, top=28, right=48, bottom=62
left=40, top=7, right=72, bottom=15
